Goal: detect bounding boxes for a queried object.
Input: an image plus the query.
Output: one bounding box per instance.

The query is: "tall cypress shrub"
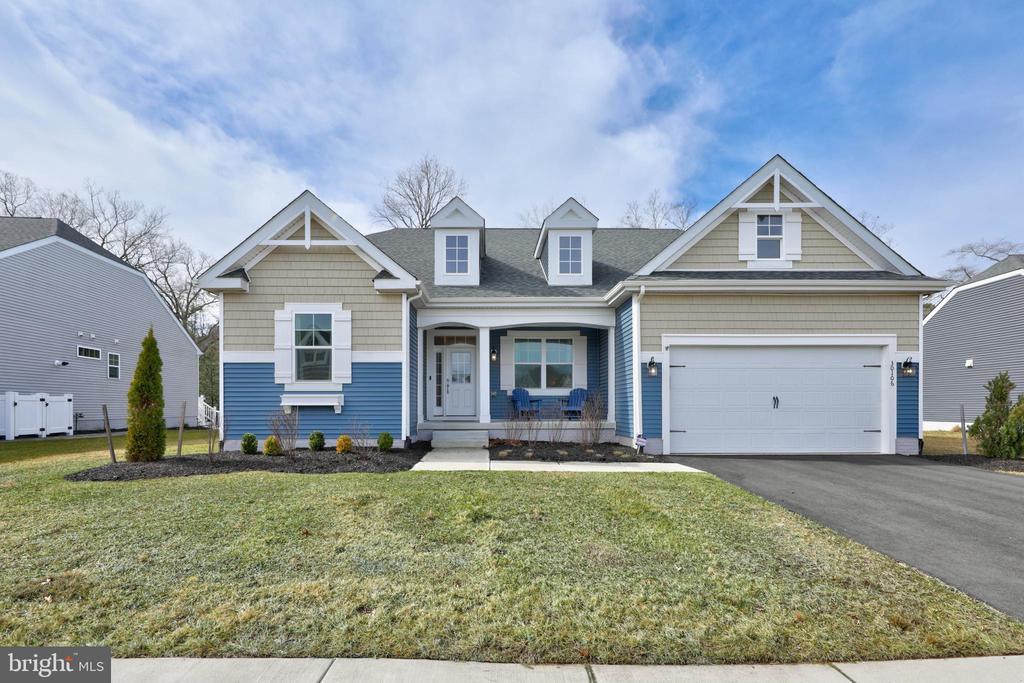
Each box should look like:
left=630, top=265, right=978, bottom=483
left=125, top=327, right=166, bottom=461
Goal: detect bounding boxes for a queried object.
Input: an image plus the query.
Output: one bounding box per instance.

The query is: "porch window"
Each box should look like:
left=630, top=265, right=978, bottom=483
left=294, top=313, right=332, bottom=381
left=514, top=338, right=574, bottom=389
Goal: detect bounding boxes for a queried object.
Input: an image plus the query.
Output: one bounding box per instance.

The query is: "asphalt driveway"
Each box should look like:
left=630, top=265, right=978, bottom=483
left=670, top=453, right=1024, bottom=620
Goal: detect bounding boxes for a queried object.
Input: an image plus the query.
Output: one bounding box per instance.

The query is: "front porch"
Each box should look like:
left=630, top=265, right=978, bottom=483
left=413, top=310, right=620, bottom=445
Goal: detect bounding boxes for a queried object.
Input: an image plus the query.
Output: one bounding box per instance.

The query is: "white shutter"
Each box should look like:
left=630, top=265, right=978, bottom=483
left=784, top=210, right=802, bottom=260
left=572, top=335, right=588, bottom=389
left=332, top=310, right=353, bottom=384
left=499, top=335, right=513, bottom=390
left=738, top=211, right=756, bottom=260
left=273, top=310, right=293, bottom=384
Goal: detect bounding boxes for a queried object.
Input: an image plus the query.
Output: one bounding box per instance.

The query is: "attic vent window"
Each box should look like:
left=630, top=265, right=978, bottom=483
left=559, top=235, right=582, bottom=274
left=445, top=234, right=469, bottom=274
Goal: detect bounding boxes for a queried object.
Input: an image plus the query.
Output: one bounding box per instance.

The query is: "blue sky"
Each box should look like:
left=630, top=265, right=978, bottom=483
left=1, top=0, right=1021, bottom=275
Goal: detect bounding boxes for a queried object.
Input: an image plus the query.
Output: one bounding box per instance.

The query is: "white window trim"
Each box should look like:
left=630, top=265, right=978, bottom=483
left=293, top=311, right=333, bottom=383
left=558, top=234, right=583, bottom=275
left=499, top=330, right=588, bottom=396
left=545, top=229, right=593, bottom=286
left=276, top=302, right=351, bottom=392
left=756, top=213, right=784, bottom=260
left=77, top=345, right=101, bottom=360
left=444, top=234, right=470, bottom=275
left=107, top=352, right=120, bottom=379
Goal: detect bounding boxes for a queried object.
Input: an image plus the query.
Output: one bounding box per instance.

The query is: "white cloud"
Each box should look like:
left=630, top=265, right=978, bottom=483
left=1, top=0, right=721, bottom=255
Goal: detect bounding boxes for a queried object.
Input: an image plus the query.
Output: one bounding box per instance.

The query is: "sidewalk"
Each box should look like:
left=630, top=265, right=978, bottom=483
left=112, top=655, right=1024, bottom=682
left=411, top=448, right=703, bottom=473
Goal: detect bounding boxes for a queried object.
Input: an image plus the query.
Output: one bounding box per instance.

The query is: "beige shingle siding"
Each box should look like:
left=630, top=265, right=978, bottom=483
left=223, top=246, right=402, bottom=352
left=640, top=293, right=920, bottom=352
left=669, top=210, right=870, bottom=270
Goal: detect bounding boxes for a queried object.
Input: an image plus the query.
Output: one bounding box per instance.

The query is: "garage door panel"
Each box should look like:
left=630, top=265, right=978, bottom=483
left=669, top=345, right=883, bottom=454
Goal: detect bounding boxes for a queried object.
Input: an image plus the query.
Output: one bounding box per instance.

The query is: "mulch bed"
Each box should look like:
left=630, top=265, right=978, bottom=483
left=66, top=449, right=424, bottom=481
left=914, top=452, right=1024, bottom=473
left=488, top=440, right=669, bottom=463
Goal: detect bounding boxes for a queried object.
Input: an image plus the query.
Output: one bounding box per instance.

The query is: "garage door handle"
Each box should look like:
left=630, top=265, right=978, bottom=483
left=863, top=429, right=881, bottom=433
left=670, top=429, right=687, bottom=433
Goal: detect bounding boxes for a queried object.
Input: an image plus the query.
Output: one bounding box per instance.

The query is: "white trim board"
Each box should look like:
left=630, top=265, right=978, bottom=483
left=223, top=350, right=402, bottom=363
left=923, top=268, right=1024, bottom=325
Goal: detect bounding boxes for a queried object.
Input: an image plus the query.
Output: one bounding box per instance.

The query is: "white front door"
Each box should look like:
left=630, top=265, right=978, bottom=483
left=668, top=345, right=884, bottom=454
left=444, top=346, right=476, bottom=417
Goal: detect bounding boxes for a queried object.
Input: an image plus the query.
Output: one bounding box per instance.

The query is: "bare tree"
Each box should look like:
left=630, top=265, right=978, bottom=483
left=517, top=201, right=558, bottom=228
left=373, top=155, right=466, bottom=229
left=621, top=190, right=695, bottom=229
left=856, top=211, right=895, bottom=246
left=0, top=171, right=37, bottom=216
left=941, top=238, right=1024, bottom=282
left=149, top=238, right=216, bottom=337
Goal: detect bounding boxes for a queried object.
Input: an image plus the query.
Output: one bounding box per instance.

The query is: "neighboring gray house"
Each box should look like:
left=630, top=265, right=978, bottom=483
left=923, top=254, right=1024, bottom=428
left=0, top=217, right=201, bottom=432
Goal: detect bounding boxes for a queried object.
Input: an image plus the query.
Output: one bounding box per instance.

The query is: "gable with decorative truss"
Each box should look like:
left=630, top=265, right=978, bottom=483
left=638, top=155, right=922, bottom=276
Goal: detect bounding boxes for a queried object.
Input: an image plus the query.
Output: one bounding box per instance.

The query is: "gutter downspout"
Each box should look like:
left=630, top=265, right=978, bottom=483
left=403, top=289, right=424, bottom=445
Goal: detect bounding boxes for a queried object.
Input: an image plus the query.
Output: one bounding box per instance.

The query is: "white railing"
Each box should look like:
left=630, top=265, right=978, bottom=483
left=198, top=395, right=220, bottom=428
left=1, top=392, right=74, bottom=440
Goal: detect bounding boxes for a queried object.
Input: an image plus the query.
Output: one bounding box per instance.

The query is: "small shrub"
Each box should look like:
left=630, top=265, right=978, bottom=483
left=264, top=435, right=282, bottom=456
left=969, top=372, right=1017, bottom=457
left=240, top=433, right=258, bottom=455
left=336, top=435, right=353, bottom=454
left=125, top=328, right=166, bottom=462
left=308, top=431, right=325, bottom=452
left=377, top=432, right=394, bottom=451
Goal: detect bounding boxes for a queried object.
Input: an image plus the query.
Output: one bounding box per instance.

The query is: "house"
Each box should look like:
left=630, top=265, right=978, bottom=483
left=199, top=155, right=946, bottom=455
left=0, top=217, right=201, bottom=432
left=923, top=255, right=1024, bottom=429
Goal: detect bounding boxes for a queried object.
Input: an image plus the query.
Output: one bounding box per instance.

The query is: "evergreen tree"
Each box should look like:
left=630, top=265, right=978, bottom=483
left=125, top=327, right=166, bottom=461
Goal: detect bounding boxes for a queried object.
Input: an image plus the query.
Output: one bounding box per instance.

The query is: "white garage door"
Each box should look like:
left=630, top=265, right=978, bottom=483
left=668, top=345, right=883, bottom=454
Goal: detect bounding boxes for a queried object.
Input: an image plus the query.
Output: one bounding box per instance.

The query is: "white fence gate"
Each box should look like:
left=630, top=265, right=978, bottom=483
left=1, top=392, right=74, bottom=440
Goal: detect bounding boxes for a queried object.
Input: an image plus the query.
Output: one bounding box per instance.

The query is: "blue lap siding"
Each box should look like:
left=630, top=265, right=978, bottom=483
left=489, top=328, right=608, bottom=420
left=641, top=362, right=661, bottom=438
left=223, top=362, right=401, bottom=440
left=614, top=299, right=633, bottom=437
left=897, top=363, right=920, bottom=438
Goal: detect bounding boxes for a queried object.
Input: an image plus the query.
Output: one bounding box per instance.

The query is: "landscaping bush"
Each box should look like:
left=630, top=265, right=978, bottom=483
left=240, top=433, right=258, bottom=455
left=308, top=431, right=325, bottom=452
left=336, top=435, right=353, bottom=454
left=125, top=328, right=166, bottom=462
left=264, top=435, right=282, bottom=456
left=969, top=372, right=1018, bottom=457
left=377, top=432, right=394, bottom=451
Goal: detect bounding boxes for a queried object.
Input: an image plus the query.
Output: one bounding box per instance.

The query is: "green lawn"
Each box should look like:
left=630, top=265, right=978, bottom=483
left=1, top=436, right=1023, bottom=664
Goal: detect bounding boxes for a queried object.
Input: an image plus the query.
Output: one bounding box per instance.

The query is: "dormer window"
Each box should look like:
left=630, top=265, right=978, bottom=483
left=445, top=234, right=469, bottom=274
left=558, top=235, right=582, bottom=274
left=756, top=215, right=783, bottom=259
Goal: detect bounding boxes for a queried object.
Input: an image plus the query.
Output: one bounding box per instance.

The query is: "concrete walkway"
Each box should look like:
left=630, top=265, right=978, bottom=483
left=412, top=448, right=701, bottom=473
left=112, top=655, right=1024, bottom=682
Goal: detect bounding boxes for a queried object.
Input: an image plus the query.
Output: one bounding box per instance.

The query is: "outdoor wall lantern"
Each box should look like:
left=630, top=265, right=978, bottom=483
left=490, top=348, right=498, bottom=362
left=900, top=358, right=917, bottom=377
left=647, top=357, right=658, bottom=377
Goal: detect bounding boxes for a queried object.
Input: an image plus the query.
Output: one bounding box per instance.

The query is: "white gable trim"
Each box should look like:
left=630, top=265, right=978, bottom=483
left=198, top=190, right=418, bottom=291
left=429, top=196, right=485, bottom=228
left=0, top=235, right=201, bottom=355
left=923, top=268, right=1024, bottom=325
left=637, top=156, right=921, bottom=276
left=534, top=197, right=598, bottom=258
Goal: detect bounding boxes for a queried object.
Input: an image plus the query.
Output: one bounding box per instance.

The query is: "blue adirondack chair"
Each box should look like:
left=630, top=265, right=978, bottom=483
left=561, top=388, right=588, bottom=420
left=510, top=387, right=541, bottom=418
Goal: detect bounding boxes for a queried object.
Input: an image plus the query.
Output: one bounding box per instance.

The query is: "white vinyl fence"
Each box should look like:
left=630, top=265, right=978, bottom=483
left=1, top=392, right=74, bottom=440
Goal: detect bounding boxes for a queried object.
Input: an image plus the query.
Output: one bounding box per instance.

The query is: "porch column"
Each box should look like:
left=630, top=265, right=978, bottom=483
left=479, top=326, right=491, bottom=423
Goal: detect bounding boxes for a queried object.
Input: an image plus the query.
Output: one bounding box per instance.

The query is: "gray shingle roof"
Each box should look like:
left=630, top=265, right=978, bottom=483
left=0, top=216, right=128, bottom=267
left=967, top=254, right=1024, bottom=283
left=367, top=227, right=683, bottom=298
left=631, top=270, right=942, bottom=282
